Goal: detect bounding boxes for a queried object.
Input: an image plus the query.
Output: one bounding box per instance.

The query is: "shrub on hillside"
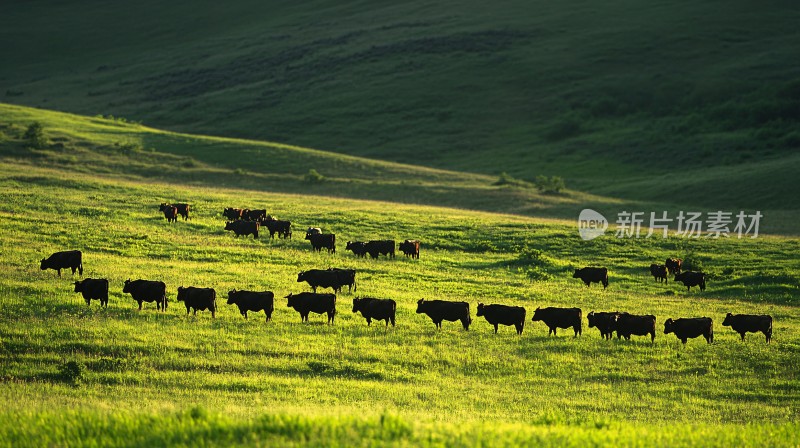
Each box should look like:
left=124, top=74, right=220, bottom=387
left=24, top=122, right=46, bottom=149
left=304, top=169, right=325, bottom=183
left=533, top=175, right=565, bottom=194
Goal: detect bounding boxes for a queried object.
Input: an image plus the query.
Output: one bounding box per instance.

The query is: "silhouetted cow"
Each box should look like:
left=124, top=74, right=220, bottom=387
left=40, top=250, right=83, bottom=277
left=399, top=240, right=420, bottom=259
left=476, top=303, right=526, bottom=334
left=346, top=241, right=368, bottom=258
left=328, top=268, right=356, bottom=293
left=531, top=307, right=582, bottom=336
left=243, top=209, right=266, bottom=221
left=223, top=208, right=244, bottom=221
left=227, top=289, right=274, bottom=322
left=587, top=311, right=619, bottom=339
left=123, top=279, right=167, bottom=311
left=416, top=299, right=471, bottom=330
left=305, top=227, right=322, bottom=239
left=74, top=278, right=109, bottom=307
left=674, top=271, right=706, bottom=292
left=352, top=297, right=396, bottom=327
left=722, top=313, right=772, bottom=343
left=161, top=203, right=190, bottom=221
left=297, top=268, right=355, bottom=294
left=308, top=233, right=336, bottom=253
left=177, top=286, right=217, bottom=318
left=261, top=218, right=292, bottom=239
left=615, top=313, right=656, bottom=341
left=225, top=220, right=259, bottom=238
left=285, top=292, right=336, bottom=324
left=365, top=240, right=395, bottom=259
left=650, top=264, right=668, bottom=284
left=665, top=258, right=682, bottom=275
left=573, top=267, right=608, bottom=289
left=664, top=317, right=713, bottom=344
left=161, top=204, right=178, bottom=223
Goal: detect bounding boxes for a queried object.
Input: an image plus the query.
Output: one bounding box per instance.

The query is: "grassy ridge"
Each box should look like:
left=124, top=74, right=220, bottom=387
left=2, top=0, right=800, bottom=197
left=0, top=157, right=798, bottom=445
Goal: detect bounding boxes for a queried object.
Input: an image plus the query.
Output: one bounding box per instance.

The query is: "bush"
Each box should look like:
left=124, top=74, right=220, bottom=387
left=533, top=175, right=565, bottom=194
left=304, top=169, right=325, bottom=183
left=517, top=247, right=553, bottom=281
left=681, top=252, right=705, bottom=272
left=24, top=122, right=46, bottom=149
left=58, top=360, right=84, bottom=384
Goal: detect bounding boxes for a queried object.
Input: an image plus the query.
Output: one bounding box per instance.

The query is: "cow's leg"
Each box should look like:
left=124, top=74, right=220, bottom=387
left=367, top=317, right=372, bottom=326
left=740, top=332, right=746, bottom=341
left=390, top=315, right=395, bottom=327
left=681, top=338, right=687, bottom=344
left=138, top=301, right=143, bottom=311
left=211, top=309, right=215, bottom=319
left=494, top=324, right=499, bottom=334
left=584, top=281, right=590, bottom=287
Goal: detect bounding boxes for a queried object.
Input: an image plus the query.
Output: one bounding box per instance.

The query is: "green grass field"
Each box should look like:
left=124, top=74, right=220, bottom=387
left=1, top=106, right=799, bottom=446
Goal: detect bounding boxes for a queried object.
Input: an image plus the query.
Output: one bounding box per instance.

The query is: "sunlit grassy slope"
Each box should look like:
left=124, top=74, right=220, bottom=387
left=0, top=111, right=799, bottom=445
left=2, top=0, right=799, bottom=200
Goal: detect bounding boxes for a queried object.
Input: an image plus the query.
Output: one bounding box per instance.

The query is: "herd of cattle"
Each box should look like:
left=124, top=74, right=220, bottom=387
left=40, top=247, right=774, bottom=344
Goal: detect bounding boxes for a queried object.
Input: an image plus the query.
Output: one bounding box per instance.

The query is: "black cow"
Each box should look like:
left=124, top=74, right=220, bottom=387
left=674, top=271, right=706, bottom=292
left=297, top=269, right=356, bottom=294
left=399, top=240, right=420, bottom=259
left=615, top=313, right=656, bottom=342
left=416, top=299, right=471, bottom=330
left=243, top=209, right=266, bottom=221
left=352, top=297, right=396, bottom=327
left=123, top=279, right=167, bottom=311
left=573, top=267, right=608, bottom=289
left=650, top=264, right=668, bottom=284
left=161, top=204, right=178, bottom=223
left=365, top=240, right=395, bottom=259
left=223, top=208, right=244, bottom=221
left=74, top=278, right=109, bottom=307
left=227, top=289, right=274, bottom=322
left=346, top=241, right=368, bottom=258
left=161, top=203, right=190, bottom=221
left=722, top=313, right=772, bottom=343
left=285, top=292, right=336, bottom=324
left=329, top=268, right=357, bottom=293
left=664, top=317, right=713, bottom=344
left=177, top=286, right=217, bottom=318
left=225, top=220, right=259, bottom=238
left=305, top=227, right=322, bottom=239
left=308, top=233, right=336, bottom=253
left=587, top=311, right=619, bottom=339
left=665, top=258, right=682, bottom=275
left=476, top=303, right=526, bottom=335
left=531, top=307, right=582, bottom=336
left=40, top=250, right=83, bottom=277
left=261, top=218, right=292, bottom=239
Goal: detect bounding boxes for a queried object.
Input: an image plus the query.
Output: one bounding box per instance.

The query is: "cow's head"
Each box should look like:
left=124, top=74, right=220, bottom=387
left=227, top=289, right=238, bottom=304
left=297, top=272, right=305, bottom=282
left=224, top=221, right=235, bottom=231
left=663, top=318, right=675, bottom=334
left=587, top=311, right=596, bottom=327
left=572, top=269, right=581, bottom=278
left=122, top=279, right=132, bottom=293
left=285, top=293, right=295, bottom=307
left=352, top=298, right=363, bottom=313
left=73, top=280, right=83, bottom=292
left=722, top=313, right=733, bottom=326
left=39, top=258, right=47, bottom=270
left=531, top=307, right=542, bottom=322
left=176, top=286, right=186, bottom=302
left=416, top=298, right=425, bottom=313
left=476, top=303, right=485, bottom=317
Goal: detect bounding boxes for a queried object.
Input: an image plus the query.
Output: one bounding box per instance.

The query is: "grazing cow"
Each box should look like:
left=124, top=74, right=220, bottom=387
left=297, top=269, right=356, bottom=294
left=531, top=307, right=582, bottom=337
left=161, top=204, right=178, bottom=223
left=177, top=286, right=217, bottom=318
left=649, top=264, right=668, bottom=284
left=243, top=209, right=266, bottom=221
left=615, top=313, right=657, bottom=341
left=227, top=289, right=274, bottom=322
left=664, top=317, right=713, bottom=344
left=573, top=267, right=608, bottom=289
left=352, top=297, right=396, bottom=327
left=587, top=311, right=619, bottom=340
left=365, top=240, right=395, bottom=259
left=123, top=279, right=167, bottom=311
left=40, top=250, right=83, bottom=277
left=261, top=218, right=292, bottom=239
left=285, top=292, right=336, bottom=324
left=225, top=220, right=259, bottom=238
left=74, top=278, right=109, bottom=307
left=416, top=299, right=471, bottom=330
left=399, top=239, right=420, bottom=259
left=722, top=313, right=772, bottom=343
left=305, top=227, right=322, bottom=239
left=346, top=241, right=368, bottom=258
left=476, top=303, right=526, bottom=335
left=665, top=258, right=682, bottom=275
left=308, top=233, right=336, bottom=253
left=223, top=208, right=245, bottom=221
left=161, top=203, right=190, bottom=221
left=674, top=271, right=706, bottom=292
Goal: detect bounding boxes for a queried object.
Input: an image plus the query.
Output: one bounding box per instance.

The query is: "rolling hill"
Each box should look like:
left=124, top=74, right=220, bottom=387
left=2, top=0, right=799, bottom=202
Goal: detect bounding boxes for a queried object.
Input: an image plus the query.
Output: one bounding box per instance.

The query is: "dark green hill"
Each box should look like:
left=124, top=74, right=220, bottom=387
left=3, top=0, right=799, bottom=191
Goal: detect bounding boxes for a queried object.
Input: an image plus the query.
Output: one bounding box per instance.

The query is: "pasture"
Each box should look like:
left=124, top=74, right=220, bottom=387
left=0, top=156, right=798, bottom=446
